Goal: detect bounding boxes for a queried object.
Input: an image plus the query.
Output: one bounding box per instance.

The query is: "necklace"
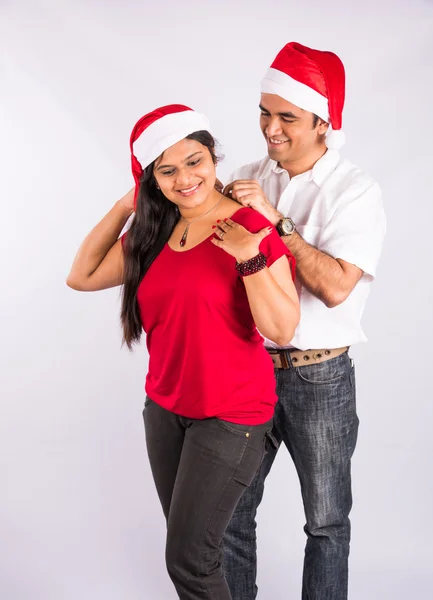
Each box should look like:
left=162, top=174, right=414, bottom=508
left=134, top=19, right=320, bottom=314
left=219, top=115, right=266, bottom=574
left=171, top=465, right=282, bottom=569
left=179, top=196, right=223, bottom=247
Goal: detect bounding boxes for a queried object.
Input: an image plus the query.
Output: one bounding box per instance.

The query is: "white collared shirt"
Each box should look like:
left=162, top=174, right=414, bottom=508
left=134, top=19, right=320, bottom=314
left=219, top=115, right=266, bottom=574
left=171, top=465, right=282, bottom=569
left=230, top=150, right=386, bottom=350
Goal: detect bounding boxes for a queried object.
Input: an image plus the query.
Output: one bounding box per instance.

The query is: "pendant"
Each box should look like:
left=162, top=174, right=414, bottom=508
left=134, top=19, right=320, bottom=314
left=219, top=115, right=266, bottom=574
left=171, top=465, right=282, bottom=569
left=180, top=224, right=190, bottom=247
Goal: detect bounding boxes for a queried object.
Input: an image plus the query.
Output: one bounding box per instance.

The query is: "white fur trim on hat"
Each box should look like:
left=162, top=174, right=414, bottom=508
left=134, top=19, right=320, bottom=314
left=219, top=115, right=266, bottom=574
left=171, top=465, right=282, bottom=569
left=133, top=111, right=212, bottom=170
left=325, top=126, right=346, bottom=149
left=261, top=67, right=329, bottom=123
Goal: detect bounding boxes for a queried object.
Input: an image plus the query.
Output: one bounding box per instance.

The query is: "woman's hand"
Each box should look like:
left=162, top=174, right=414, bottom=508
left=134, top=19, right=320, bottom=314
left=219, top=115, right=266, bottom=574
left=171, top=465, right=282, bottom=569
left=210, top=218, right=272, bottom=263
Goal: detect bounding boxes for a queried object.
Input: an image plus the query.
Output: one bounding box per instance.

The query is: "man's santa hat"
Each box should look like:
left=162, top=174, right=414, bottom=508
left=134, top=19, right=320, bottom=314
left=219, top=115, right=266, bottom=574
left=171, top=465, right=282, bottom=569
left=130, top=104, right=212, bottom=203
left=261, top=42, right=346, bottom=149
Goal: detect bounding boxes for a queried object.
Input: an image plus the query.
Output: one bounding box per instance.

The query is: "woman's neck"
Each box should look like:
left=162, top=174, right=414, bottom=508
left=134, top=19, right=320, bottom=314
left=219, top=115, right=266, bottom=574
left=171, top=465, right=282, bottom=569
left=178, top=189, right=222, bottom=221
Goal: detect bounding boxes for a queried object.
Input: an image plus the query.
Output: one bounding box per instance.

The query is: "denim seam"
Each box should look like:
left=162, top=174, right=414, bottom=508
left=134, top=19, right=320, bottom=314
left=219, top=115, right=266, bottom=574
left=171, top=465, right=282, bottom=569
left=198, top=433, right=251, bottom=598
left=293, top=356, right=352, bottom=386
left=294, top=369, right=348, bottom=385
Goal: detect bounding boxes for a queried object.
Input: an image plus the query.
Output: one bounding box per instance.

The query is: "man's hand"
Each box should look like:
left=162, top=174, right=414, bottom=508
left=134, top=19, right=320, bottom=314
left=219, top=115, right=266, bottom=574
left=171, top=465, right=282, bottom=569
left=223, top=179, right=281, bottom=226
left=214, top=178, right=224, bottom=193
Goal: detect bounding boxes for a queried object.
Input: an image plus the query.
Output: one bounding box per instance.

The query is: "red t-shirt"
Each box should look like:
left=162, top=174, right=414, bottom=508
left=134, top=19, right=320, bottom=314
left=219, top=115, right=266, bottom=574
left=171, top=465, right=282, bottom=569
left=127, top=207, right=295, bottom=424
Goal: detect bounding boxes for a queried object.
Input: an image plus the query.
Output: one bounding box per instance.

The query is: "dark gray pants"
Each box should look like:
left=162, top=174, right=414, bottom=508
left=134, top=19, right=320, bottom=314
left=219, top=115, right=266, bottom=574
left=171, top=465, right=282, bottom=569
left=143, top=398, right=273, bottom=600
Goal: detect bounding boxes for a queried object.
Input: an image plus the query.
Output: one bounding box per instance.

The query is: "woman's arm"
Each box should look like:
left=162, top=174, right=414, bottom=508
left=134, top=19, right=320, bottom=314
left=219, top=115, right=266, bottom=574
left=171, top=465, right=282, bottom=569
left=211, top=217, right=300, bottom=346
left=243, top=256, right=299, bottom=346
left=66, top=189, right=134, bottom=292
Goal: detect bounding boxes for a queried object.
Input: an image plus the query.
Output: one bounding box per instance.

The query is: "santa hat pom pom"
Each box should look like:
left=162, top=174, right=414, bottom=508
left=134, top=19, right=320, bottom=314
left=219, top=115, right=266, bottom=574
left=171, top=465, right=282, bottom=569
left=325, top=128, right=346, bottom=150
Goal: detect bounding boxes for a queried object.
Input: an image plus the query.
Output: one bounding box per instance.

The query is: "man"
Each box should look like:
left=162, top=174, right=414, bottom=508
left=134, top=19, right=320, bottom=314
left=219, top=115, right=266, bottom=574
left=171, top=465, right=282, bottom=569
left=222, top=42, right=386, bottom=600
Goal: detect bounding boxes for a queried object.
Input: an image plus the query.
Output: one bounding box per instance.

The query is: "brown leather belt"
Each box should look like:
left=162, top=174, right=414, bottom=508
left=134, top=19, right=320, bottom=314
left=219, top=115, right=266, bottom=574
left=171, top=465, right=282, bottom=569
left=267, top=346, right=349, bottom=369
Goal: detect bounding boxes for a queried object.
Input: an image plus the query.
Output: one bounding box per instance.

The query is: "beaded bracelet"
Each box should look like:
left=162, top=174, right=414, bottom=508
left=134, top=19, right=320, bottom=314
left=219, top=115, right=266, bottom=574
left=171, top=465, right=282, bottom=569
left=235, top=252, right=267, bottom=277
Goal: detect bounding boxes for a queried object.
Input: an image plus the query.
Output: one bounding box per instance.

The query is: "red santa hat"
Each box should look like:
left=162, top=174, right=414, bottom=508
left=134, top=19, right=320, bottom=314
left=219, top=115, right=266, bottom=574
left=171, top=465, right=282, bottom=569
left=130, top=104, right=212, bottom=202
left=261, top=42, right=346, bottom=149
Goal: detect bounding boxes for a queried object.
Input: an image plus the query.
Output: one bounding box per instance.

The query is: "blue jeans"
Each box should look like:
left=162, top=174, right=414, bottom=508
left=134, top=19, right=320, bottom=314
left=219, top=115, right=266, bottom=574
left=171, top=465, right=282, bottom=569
left=223, top=351, right=359, bottom=599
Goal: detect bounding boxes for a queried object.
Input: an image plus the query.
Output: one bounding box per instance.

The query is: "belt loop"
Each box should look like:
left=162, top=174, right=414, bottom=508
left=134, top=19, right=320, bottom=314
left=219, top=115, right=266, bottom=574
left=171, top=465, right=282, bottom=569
left=283, top=349, right=294, bottom=369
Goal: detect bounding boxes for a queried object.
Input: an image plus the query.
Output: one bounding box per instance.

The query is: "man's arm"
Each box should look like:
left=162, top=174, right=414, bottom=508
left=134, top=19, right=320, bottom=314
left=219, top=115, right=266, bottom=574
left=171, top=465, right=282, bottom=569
left=224, top=178, right=377, bottom=308
left=281, top=232, right=363, bottom=308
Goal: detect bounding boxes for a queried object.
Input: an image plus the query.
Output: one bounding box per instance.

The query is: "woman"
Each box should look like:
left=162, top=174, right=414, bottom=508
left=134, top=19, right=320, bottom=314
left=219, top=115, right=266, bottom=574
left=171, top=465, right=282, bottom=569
left=67, top=104, right=299, bottom=600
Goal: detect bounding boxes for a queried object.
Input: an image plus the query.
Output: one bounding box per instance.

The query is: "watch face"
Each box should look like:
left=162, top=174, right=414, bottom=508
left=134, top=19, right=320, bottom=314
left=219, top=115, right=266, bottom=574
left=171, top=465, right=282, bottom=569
left=282, top=218, right=295, bottom=235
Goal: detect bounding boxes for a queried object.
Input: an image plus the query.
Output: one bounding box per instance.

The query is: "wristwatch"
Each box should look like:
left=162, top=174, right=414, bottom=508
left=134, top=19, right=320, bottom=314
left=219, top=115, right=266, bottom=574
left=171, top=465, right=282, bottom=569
left=276, top=217, right=296, bottom=236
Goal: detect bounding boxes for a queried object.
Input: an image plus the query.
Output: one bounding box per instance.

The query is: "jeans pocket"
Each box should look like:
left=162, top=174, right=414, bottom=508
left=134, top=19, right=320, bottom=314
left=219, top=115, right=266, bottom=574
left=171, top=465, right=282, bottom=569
left=233, top=430, right=270, bottom=487
left=295, top=353, right=350, bottom=385
left=216, top=419, right=254, bottom=437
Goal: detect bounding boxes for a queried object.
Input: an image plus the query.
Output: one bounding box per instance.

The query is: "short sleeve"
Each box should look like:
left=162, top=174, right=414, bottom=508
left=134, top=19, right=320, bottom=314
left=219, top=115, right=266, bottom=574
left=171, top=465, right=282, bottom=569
left=319, top=182, right=386, bottom=279
left=232, top=207, right=296, bottom=279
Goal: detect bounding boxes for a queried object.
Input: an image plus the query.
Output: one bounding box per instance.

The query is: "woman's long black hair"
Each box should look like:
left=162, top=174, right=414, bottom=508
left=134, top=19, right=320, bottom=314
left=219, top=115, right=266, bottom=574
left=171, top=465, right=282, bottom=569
left=120, top=130, right=220, bottom=349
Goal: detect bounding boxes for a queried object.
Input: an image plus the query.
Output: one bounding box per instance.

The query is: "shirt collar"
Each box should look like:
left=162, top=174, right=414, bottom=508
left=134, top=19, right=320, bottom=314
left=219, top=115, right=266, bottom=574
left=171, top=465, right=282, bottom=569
left=258, top=149, right=340, bottom=188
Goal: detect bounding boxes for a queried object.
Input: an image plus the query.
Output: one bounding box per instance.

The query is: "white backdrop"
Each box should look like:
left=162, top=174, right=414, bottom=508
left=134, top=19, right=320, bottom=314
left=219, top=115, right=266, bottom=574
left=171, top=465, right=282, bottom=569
left=1, top=1, right=432, bottom=598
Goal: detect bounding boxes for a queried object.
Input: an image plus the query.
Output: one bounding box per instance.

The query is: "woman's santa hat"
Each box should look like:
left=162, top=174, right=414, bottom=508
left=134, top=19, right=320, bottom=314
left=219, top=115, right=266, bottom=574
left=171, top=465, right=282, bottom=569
left=261, top=42, right=346, bottom=149
left=130, top=104, right=212, bottom=202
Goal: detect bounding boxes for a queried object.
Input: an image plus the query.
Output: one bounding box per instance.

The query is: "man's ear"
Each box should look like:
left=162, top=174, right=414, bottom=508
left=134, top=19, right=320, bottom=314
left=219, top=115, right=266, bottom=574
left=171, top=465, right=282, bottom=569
left=317, top=120, right=329, bottom=135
